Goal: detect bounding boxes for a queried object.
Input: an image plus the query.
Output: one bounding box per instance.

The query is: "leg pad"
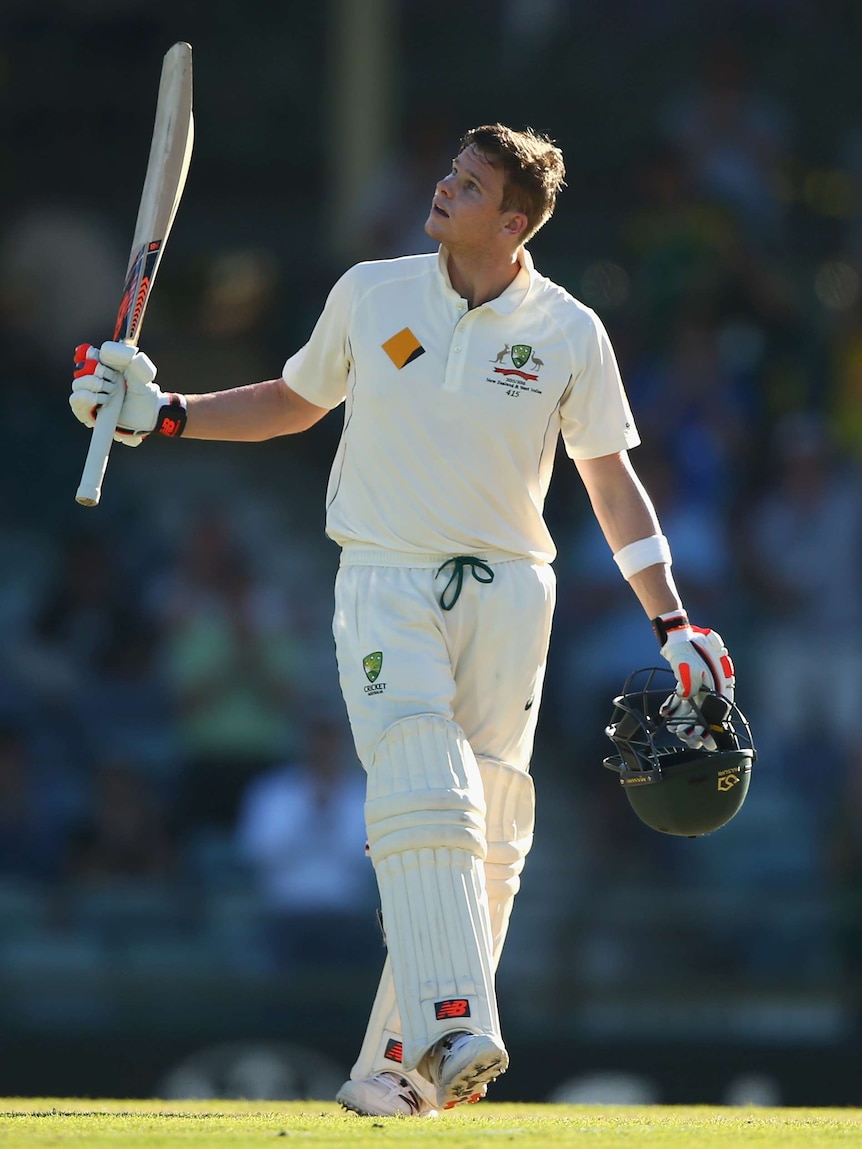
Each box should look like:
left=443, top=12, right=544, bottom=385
left=353, top=746, right=534, bottom=1080
left=365, top=715, right=499, bottom=1069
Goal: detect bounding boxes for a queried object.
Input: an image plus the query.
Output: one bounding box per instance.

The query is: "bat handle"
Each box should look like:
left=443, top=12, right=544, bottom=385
left=75, top=381, right=124, bottom=506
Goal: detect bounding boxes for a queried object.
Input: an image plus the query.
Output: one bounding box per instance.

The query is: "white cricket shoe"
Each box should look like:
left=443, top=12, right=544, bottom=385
left=336, top=1071, right=439, bottom=1118
left=427, top=1030, right=508, bottom=1110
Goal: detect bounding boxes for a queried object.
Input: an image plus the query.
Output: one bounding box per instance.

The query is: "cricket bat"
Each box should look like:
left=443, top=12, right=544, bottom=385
left=75, top=41, right=194, bottom=507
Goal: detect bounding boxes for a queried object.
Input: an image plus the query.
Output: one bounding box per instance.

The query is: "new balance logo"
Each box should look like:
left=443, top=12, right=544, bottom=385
left=435, top=998, right=471, bottom=1020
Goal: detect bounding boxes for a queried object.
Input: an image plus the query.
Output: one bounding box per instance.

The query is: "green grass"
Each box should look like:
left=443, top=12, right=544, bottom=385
left=0, top=1101, right=860, bottom=1148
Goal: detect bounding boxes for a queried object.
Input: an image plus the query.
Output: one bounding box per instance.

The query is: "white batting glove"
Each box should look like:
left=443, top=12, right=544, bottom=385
left=70, top=341, right=187, bottom=446
left=653, top=612, right=736, bottom=751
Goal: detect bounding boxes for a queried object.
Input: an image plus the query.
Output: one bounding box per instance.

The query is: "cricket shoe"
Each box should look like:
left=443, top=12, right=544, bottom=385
left=336, top=1071, right=439, bottom=1118
left=427, top=1031, right=508, bottom=1110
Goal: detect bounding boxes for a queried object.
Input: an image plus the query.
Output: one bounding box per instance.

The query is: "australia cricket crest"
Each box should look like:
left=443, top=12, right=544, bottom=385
left=489, top=340, right=544, bottom=388
left=363, top=651, right=382, bottom=682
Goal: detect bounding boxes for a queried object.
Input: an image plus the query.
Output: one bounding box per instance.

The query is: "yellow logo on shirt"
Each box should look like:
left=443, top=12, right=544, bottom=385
left=382, top=327, right=425, bottom=369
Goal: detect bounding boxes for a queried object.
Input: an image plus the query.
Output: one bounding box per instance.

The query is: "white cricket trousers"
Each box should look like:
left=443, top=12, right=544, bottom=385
left=332, top=551, right=556, bottom=771
left=333, top=549, right=555, bottom=1072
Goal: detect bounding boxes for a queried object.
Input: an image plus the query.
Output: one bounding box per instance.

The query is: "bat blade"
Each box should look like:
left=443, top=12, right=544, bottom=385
left=75, top=41, right=194, bottom=507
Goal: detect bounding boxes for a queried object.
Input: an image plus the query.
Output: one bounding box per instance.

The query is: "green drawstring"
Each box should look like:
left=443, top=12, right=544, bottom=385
left=435, top=556, right=495, bottom=610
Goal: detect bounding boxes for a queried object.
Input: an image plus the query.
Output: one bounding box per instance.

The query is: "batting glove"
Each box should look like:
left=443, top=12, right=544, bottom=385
left=653, top=612, right=736, bottom=751
left=70, top=341, right=186, bottom=446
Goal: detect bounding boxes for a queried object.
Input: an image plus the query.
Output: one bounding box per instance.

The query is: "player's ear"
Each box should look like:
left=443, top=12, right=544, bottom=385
left=501, top=212, right=529, bottom=241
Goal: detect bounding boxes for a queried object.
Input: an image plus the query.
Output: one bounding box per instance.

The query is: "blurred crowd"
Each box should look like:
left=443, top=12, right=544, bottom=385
left=2, top=2, right=862, bottom=1036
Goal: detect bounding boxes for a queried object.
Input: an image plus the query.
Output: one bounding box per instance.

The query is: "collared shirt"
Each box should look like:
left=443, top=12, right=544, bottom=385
left=283, top=246, right=639, bottom=563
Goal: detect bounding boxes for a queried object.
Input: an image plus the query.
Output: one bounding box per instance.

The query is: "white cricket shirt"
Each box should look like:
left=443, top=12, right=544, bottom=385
left=283, top=247, right=640, bottom=564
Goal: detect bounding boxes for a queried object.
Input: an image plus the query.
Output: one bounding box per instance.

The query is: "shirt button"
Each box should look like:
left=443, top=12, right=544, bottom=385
left=454, top=346, right=462, bottom=352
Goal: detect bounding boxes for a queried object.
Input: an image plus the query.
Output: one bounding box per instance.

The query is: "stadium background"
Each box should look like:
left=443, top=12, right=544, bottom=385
left=2, top=0, right=862, bottom=1106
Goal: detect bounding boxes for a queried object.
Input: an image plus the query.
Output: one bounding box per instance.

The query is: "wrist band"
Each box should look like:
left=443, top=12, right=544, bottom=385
left=612, top=534, right=672, bottom=580
left=651, top=610, right=691, bottom=646
left=154, top=394, right=188, bottom=438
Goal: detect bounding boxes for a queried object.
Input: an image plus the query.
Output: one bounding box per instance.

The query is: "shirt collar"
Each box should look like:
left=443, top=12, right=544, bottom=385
left=436, top=245, right=534, bottom=314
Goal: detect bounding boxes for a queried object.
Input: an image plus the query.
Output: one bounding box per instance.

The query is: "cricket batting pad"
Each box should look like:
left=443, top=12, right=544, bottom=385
left=364, top=714, right=500, bottom=1070
left=480, top=758, right=535, bottom=954
left=354, top=755, right=534, bottom=1083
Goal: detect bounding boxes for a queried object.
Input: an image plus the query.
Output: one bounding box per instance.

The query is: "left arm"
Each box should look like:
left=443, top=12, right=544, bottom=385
left=576, top=449, right=736, bottom=749
left=574, top=450, right=682, bottom=620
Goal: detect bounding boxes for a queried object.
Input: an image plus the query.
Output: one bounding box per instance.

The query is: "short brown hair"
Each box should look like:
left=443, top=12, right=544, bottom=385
left=459, top=123, right=566, bottom=242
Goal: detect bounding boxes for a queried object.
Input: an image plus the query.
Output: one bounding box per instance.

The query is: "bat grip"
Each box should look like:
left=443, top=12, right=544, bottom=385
left=75, top=381, right=125, bottom=506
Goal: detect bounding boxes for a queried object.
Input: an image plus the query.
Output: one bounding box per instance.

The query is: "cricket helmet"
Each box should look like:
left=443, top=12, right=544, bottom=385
left=603, top=667, right=756, bottom=838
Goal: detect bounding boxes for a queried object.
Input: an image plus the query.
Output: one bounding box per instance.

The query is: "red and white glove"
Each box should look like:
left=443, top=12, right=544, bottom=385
left=70, top=341, right=186, bottom=446
left=654, top=611, right=735, bottom=751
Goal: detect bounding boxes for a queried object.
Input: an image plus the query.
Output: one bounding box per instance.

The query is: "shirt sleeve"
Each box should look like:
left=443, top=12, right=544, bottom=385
left=559, top=308, right=641, bottom=459
left=281, top=266, right=356, bottom=410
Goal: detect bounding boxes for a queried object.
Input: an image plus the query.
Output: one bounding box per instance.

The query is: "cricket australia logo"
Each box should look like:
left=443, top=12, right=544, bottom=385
left=362, top=651, right=386, bottom=695
left=489, top=341, right=545, bottom=398
left=490, top=342, right=544, bottom=381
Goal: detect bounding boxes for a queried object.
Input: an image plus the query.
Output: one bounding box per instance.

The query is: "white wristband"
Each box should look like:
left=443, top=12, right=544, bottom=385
left=613, top=534, right=672, bottom=580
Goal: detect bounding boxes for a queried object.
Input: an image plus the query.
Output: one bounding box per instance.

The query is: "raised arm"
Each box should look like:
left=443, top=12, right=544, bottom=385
left=70, top=341, right=330, bottom=445
left=185, top=378, right=329, bottom=440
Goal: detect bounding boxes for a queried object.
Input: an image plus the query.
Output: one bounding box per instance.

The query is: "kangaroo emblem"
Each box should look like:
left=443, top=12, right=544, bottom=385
left=491, top=343, right=510, bottom=364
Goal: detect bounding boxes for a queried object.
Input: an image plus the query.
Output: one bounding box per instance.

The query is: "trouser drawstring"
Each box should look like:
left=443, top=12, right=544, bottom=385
left=435, top=556, right=495, bottom=610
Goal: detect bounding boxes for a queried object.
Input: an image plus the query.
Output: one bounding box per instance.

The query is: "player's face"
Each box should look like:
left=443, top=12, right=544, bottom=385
left=425, top=145, right=512, bottom=251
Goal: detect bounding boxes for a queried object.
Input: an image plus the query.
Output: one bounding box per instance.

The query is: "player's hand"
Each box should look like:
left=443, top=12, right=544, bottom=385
left=70, top=341, right=163, bottom=446
left=659, top=625, right=735, bottom=751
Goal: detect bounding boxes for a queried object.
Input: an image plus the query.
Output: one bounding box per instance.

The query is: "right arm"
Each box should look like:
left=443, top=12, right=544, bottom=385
left=70, top=344, right=331, bottom=444
left=184, top=378, right=329, bottom=440
left=186, top=266, right=354, bottom=440
left=72, top=269, right=355, bottom=445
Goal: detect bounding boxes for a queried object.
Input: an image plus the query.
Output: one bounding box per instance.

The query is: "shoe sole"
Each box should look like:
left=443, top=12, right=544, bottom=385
left=437, top=1037, right=509, bottom=1109
left=338, top=1101, right=440, bottom=1119
left=337, top=1096, right=371, bottom=1116
left=335, top=1085, right=373, bottom=1117
left=336, top=1084, right=438, bottom=1119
